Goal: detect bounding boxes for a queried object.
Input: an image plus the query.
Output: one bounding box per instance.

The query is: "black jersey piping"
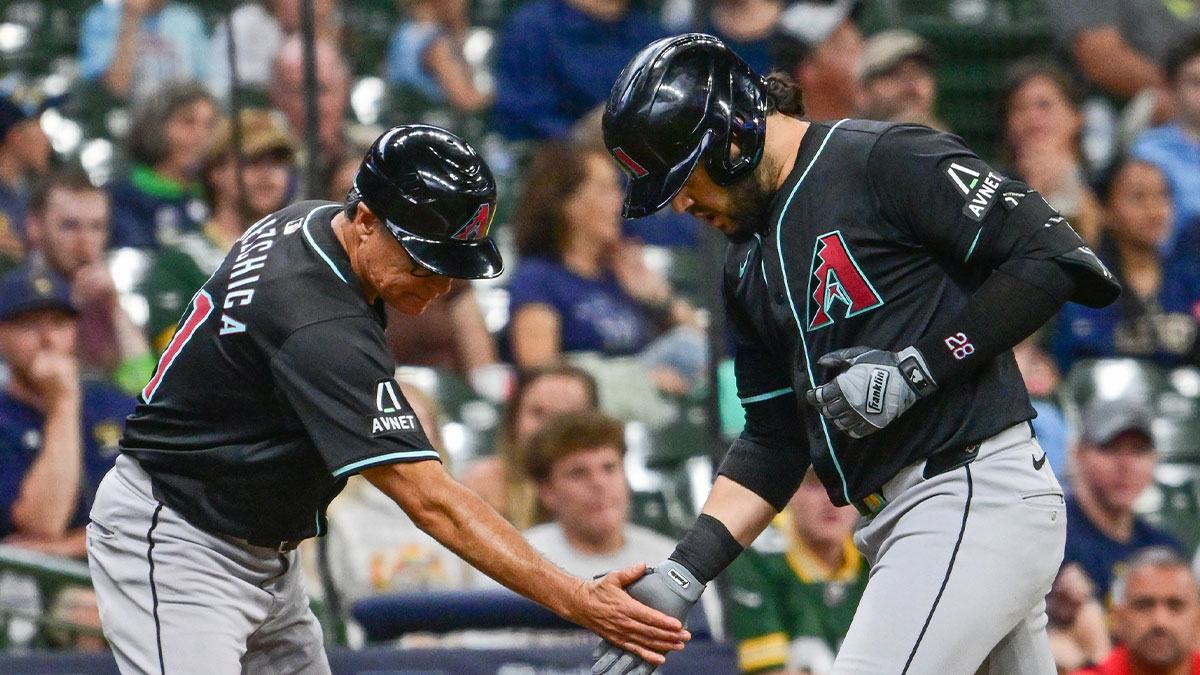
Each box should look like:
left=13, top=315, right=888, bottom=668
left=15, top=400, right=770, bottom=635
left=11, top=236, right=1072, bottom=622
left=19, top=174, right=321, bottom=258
left=147, top=502, right=166, bottom=675
left=901, top=465, right=973, bottom=674
left=772, top=118, right=853, bottom=502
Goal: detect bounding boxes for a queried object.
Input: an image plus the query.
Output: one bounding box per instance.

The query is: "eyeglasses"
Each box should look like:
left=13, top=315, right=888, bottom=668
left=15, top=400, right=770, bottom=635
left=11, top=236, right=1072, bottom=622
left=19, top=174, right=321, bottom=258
left=409, top=264, right=440, bottom=278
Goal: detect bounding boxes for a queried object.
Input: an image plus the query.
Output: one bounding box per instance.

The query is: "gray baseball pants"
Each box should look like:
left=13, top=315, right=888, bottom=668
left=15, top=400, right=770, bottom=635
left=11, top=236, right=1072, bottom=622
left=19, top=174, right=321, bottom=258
left=833, top=423, right=1066, bottom=675
left=86, top=455, right=331, bottom=675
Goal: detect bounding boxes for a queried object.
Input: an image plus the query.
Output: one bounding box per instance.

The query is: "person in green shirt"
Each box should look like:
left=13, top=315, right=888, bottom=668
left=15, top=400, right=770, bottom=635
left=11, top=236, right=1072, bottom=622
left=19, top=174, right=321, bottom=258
left=140, top=108, right=297, bottom=353
left=723, top=470, right=868, bottom=674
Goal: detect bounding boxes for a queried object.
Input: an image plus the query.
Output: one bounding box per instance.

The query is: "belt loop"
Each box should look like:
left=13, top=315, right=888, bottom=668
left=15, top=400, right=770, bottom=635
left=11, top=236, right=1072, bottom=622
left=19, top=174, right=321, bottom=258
left=854, top=492, right=887, bottom=518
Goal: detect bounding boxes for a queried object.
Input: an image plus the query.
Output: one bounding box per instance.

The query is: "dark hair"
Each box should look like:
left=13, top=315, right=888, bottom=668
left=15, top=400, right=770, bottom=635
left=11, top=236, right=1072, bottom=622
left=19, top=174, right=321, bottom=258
left=1165, top=31, right=1200, bottom=83
left=1000, top=57, right=1083, bottom=162
left=127, top=81, right=216, bottom=167
left=501, top=363, right=600, bottom=450
left=29, top=165, right=106, bottom=214
left=764, top=72, right=806, bottom=116
left=523, top=409, right=626, bottom=482
left=1001, top=57, right=1083, bottom=114
left=513, top=141, right=602, bottom=261
left=1094, top=154, right=1165, bottom=204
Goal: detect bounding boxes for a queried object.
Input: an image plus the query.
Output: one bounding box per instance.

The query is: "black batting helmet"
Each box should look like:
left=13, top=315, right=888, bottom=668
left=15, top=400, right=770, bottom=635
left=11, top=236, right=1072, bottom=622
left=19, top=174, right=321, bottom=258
left=602, top=34, right=768, bottom=219
left=352, top=124, right=503, bottom=279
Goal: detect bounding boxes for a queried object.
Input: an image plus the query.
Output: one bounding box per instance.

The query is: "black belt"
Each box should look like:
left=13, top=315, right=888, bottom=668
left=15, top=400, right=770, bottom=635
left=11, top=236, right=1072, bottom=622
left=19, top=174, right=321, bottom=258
left=852, top=442, right=982, bottom=518
left=244, top=537, right=303, bottom=552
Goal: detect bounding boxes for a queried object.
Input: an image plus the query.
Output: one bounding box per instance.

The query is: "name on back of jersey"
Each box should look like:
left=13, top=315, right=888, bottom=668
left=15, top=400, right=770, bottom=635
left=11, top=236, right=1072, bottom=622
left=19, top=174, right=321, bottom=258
left=218, top=214, right=286, bottom=335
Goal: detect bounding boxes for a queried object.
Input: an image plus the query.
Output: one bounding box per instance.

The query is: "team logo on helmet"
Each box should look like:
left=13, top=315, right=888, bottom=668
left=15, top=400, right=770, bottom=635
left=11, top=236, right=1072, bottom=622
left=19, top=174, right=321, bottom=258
left=612, top=147, right=650, bottom=179
left=452, top=203, right=491, bottom=241
left=807, top=231, right=884, bottom=331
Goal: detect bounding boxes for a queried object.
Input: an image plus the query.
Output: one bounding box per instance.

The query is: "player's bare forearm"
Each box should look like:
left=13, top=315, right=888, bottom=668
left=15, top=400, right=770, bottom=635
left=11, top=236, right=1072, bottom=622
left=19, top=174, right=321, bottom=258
left=698, top=475, right=778, bottom=547
left=13, top=396, right=84, bottom=538
left=363, top=461, right=689, bottom=662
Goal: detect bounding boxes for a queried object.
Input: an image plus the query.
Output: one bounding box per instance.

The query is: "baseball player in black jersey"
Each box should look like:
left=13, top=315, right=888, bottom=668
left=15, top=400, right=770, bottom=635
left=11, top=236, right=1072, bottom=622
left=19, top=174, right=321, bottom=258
left=84, top=125, right=689, bottom=675
left=591, top=35, right=1122, bottom=675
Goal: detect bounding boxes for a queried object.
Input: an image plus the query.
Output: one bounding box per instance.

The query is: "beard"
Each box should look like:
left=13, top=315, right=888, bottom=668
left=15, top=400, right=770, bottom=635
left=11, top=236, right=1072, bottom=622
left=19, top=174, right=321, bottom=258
left=723, top=157, right=778, bottom=244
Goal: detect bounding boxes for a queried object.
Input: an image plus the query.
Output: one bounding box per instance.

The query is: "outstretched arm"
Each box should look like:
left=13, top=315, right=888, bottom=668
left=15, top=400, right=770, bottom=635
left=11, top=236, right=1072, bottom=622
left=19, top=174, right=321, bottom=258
left=363, top=460, right=689, bottom=664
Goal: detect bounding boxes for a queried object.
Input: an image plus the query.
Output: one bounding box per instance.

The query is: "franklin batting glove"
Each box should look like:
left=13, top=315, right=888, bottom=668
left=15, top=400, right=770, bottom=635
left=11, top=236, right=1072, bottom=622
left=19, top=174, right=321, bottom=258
left=592, top=560, right=704, bottom=675
left=805, top=346, right=936, bottom=438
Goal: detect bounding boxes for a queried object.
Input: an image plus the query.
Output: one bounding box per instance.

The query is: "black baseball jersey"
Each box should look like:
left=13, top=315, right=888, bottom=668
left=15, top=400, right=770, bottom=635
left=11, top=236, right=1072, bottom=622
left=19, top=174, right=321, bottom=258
left=121, top=201, right=438, bottom=542
left=724, top=120, right=1052, bottom=506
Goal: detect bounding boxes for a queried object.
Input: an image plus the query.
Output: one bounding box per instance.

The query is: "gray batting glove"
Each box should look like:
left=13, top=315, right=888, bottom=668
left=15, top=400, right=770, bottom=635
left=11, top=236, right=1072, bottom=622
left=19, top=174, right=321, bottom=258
left=805, top=346, right=936, bottom=438
left=592, top=560, right=704, bottom=675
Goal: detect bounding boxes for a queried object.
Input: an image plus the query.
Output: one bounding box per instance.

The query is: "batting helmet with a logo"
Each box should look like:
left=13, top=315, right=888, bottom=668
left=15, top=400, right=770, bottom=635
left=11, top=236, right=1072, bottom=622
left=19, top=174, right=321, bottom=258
left=603, top=34, right=768, bottom=219
left=352, top=124, right=502, bottom=279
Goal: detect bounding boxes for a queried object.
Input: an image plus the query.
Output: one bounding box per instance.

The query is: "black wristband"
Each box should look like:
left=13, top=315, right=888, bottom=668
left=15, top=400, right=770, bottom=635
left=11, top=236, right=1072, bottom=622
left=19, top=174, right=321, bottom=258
left=668, top=514, right=744, bottom=584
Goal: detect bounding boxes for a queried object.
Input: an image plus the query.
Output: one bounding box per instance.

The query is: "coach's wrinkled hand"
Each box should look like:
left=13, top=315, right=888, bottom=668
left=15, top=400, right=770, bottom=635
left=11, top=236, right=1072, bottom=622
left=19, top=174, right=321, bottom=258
left=568, top=563, right=690, bottom=667
left=593, top=560, right=704, bottom=674
left=806, top=345, right=937, bottom=438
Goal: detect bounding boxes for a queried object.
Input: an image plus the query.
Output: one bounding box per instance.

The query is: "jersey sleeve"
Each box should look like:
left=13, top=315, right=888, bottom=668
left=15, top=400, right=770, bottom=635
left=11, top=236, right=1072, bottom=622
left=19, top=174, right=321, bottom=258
left=270, top=317, right=441, bottom=478
left=723, top=548, right=789, bottom=673
left=716, top=274, right=810, bottom=511
left=867, top=125, right=1096, bottom=281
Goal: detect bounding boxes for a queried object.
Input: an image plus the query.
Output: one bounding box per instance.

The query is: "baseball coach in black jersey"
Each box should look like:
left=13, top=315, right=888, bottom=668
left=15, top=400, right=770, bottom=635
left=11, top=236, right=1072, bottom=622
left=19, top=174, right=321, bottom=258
left=592, top=35, right=1121, bottom=675
left=84, top=125, right=689, bottom=675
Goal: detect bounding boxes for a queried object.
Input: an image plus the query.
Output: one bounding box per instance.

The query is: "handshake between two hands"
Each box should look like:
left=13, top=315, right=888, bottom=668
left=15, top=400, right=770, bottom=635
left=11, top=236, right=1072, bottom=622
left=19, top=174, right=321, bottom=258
left=587, top=560, right=705, bottom=675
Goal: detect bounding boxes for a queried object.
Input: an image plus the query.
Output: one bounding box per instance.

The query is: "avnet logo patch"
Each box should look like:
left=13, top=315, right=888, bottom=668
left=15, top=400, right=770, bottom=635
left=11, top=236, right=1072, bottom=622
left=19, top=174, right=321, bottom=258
left=369, top=379, right=420, bottom=437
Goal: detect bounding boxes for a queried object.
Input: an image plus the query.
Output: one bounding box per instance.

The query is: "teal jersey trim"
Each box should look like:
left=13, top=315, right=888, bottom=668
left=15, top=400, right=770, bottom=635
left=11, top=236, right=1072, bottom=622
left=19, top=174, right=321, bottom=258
left=301, top=205, right=348, bottom=284
left=774, top=119, right=852, bottom=502
left=740, top=387, right=794, bottom=404
left=332, top=449, right=442, bottom=477
left=964, top=227, right=983, bottom=262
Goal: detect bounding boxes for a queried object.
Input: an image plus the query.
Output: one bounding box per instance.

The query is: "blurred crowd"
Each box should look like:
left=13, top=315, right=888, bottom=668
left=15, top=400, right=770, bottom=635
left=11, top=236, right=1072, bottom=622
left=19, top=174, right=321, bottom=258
left=0, top=0, right=1199, bottom=672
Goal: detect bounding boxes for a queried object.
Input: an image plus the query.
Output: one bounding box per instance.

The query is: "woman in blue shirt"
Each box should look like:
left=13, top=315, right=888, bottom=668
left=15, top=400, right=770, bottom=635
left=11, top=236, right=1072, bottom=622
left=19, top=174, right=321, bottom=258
left=1049, top=157, right=1200, bottom=370
left=507, top=141, right=704, bottom=393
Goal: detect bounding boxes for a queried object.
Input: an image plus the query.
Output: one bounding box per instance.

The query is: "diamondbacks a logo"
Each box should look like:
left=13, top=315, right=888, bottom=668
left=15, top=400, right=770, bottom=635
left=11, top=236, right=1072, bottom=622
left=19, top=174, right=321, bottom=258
left=807, top=231, right=884, bottom=331
left=612, top=147, right=649, bottom=178
left=452, top=203, right=491, bottom=240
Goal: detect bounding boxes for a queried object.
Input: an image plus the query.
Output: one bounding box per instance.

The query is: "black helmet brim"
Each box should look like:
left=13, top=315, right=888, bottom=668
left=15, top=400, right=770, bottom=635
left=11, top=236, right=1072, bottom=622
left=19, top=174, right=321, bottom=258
left=622, top=132, right=711, bottom=219
left=384, top=220, right=504, bottom=280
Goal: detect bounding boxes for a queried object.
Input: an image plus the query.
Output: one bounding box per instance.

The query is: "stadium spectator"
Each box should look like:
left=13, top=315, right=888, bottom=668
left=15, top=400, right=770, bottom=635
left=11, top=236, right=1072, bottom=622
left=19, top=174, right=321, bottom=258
left=699, top=0, right=782, bottom=76
left=1047, top=563, right=1112, bottom=674
left=386, top=0, right=491, bottom=114
left=1063, top=398, right=1182, bottom=600
left=209, top=0, right=341, bottom=103
left=0, top=94, right=51, bottom=271
left=1001, top=59, right=1102, bottom=245
left=1072, top=546, right=1200, bottom=675
left=1048, top=157, right=1200, bottom=370
left=770, top=0, right=863, bottom=122
left=269, top=36, right=350, bottom=187
left=25, top=168, right=155, bottom=395
left=1036, top=0, right=1195, bottom=169
left=859, top=29, right=948, bottom=131
left=491, top=0, right=666, bottom=140
left=1131, top=32, right=1200, bottom=253
left=722, top=469, right=867, bottom=675
left=321, top=383, right=484, bottom=603
left=508, top=141, right=705, bottom=396
left=520, top=410, right=674, bottom=577
left=461, top=365, right=599, bottom=529
left=78, top=0, right=210, bottom=103
left=108, top=81, right=218, bottom=249
left=0, top=263, right=136, bottom=559
left=140, top=109, right=298, bottom=354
